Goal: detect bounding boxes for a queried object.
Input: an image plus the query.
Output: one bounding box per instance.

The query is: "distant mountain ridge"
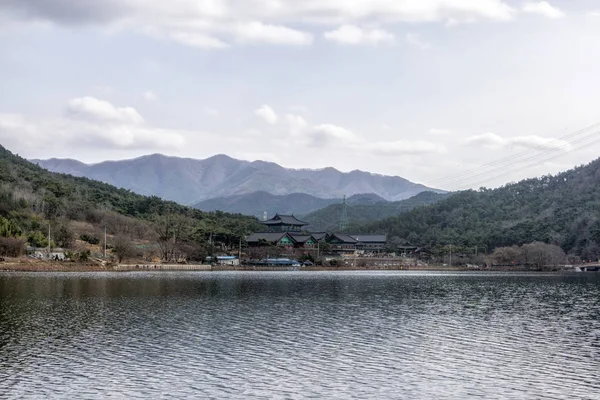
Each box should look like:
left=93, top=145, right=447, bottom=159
left=32, top=154, right=443, bottom=205
left=193, top=191, right=388, bottom=218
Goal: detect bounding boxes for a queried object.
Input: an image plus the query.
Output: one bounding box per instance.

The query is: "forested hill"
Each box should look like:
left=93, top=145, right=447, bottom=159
left=0, top=145, right=262, bottom=260
left=358, top=158, right=600, bottom=259
left=303, top=191, right=449, bottom=231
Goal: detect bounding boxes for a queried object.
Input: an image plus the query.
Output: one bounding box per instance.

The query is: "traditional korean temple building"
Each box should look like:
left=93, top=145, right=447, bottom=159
left=327, top=233, right=358, bottom=253
left=247, top=214, right=386, bottom=254
left=350, top=234, right=387, bottom=252
left=245, top=231, right=318, bottom=249
left=245, top=232, right=297, bottom=247
left=262, top=214, right=308, bottom=232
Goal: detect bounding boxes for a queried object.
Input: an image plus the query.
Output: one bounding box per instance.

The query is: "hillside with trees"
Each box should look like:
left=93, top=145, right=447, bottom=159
left=0, top=145, right=262, bottom=262
left=358, top=157, right=600, bottom=261
left=304, top=191, right=449, bottom=231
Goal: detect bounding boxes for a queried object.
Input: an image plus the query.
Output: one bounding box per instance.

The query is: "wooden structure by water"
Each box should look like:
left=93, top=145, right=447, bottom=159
left=114, top=264, right=212, bottom=271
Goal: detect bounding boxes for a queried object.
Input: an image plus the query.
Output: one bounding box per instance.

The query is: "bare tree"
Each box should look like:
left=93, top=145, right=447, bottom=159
left=490, top=245, right=522, bottom=265
left=113, top=235, right=134, bottom=264
left=153, top=213, right=189, bottom=262
left=522, top=242, right=566, bottom=268
left=0, top=237, right=25, bottom=257
left=490, top=242, right=566, bottom=269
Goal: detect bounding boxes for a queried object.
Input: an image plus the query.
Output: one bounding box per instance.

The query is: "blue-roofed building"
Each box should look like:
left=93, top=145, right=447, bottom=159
left=205, top=255, right=240, bottom=266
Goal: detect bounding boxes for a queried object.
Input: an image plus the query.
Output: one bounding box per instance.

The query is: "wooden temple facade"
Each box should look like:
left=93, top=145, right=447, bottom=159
left=246, top=214, right=386, bottom=254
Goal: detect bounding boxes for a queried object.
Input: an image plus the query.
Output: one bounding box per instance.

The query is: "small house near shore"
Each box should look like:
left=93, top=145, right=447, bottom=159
left=205, top=256, right=240, bottom=266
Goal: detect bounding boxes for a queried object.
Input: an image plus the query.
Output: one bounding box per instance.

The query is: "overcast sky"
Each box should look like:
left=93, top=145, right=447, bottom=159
left=1, top=0, right=600, bottom=191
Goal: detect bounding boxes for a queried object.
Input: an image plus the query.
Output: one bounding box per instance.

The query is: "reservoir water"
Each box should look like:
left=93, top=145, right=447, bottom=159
left=1, top=271, right=599, bottom=399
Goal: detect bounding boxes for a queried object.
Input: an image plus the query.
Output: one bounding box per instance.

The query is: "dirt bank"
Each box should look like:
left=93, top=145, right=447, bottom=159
left=0, top=257, right=108, bottom=272
left=0, top=257, right=560, bottom=273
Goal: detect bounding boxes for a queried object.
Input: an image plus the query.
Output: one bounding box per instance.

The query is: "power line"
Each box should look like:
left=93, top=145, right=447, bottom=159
left=425, top=121, right=600, bottom=187
left=384, top=122, right=600, bottom=198
left=446, top=127, right=600, bottom=190
left=434, top=123, right=600, bottom=189
left=373, top=121, right=600, bottom=204
left=455, top=133, right=600, bottom=190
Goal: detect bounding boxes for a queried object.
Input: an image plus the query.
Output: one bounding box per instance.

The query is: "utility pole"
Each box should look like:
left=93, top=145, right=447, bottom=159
left=238, top=236, right=242, bottom=262
left=317, top=240, right=320, bottom=261
left=339, top=195, right=348, bottom=231
left=104, top=226, right=107, bottom=258
left=449, top=244, right=452, bottom=267
left=47, top=223, right=51, bottom=259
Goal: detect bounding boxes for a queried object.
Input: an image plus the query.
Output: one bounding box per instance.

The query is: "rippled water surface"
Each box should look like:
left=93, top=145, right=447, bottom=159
left=1, top=271, right=600, bottom=399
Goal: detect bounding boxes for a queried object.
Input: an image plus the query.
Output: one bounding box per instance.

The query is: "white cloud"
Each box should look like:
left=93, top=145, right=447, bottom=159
left=282, top=116, right=445, bottom=157
left=286, top=114, right=308, bottom=136
left=429, top=128, right=453, bottom=135
left=0, top=113, right=35, bottom=132
left=465, top=132, right=572, bottom=150
left=406, top=33, right=431, bottom=49
left=522, top=2, right=565, bottom=19
left=67, top=97, right=144, bottom=124
left=310, top=124, right=360, bottom=146
left=234, top=22, right=313, bottom=45
left=0, top=113, right=45, bottom=153
left=143, top=90, right=158, bottom=102
left=324, top=25, right=395, bottom=45
left=368, top=140, right=446, bottom=156
left=254, top=105, right=278, bottom=124
left=0, top=113, right=38, bottom=141
left=0, top=98, right=186, bottom=154
left=0, top=0, right=517, bottom=49
left=510, top=135, right=571, bottom=150
left=261, top=0, right=515, bottom=24
left=465, top=132, right=509, bottom=148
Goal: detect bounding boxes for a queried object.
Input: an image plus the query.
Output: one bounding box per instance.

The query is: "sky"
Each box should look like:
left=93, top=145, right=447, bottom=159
left=1, top=0, right=600, bottom=191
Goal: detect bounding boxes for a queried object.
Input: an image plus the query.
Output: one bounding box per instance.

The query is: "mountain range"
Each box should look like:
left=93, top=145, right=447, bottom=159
left=193, top=192, right=388, bottom=218
left=12, top=142, right=600, bottom=259
left=32, top=154, right=443, bottom=206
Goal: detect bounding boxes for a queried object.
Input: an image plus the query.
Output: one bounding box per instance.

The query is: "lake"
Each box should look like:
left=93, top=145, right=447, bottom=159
left=1, top=271, right=599, bottom=399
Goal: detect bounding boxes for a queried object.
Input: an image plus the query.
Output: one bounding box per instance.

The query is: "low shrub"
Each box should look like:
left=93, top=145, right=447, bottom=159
left=0, top=237, right=25, bottom=257
left=80, top=234, right=100, bottom=245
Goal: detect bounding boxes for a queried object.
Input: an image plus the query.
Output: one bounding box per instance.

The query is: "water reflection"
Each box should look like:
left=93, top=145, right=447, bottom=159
left=1, top=271, right=600, bottom=399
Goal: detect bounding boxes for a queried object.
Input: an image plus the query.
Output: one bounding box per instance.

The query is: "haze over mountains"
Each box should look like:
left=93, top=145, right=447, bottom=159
left=33, top=154, right=443, bottom=208
left=194, top=192, right=388, bottom=219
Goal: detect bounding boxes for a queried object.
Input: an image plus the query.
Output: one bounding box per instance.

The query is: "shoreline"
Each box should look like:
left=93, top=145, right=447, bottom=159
left=0, top=259, right=570, bottom=273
